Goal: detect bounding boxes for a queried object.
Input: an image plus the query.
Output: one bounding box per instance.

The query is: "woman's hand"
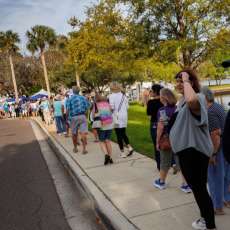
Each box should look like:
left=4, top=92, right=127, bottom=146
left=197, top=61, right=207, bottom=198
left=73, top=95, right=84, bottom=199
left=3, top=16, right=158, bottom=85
left=181, top=71, right=200, bottom=115
left=209, top=155, right=217, bottom=165
left=181, top=72, right=190, bottom=82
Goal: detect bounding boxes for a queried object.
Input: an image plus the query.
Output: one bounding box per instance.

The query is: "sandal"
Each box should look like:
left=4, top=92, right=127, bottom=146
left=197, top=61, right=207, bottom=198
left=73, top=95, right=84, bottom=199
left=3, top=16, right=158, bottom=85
left=214, top=208, right=225, bottom=215
left=82, top=150, right=88, bottom=155
left=73, top=146, right=78, bottom=153
left=224, top=201, right=230, bottom=208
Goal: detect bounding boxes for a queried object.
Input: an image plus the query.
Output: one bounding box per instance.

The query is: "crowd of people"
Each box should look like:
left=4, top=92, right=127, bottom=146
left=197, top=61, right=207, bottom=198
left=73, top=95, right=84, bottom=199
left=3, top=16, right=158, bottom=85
left=0, top=98, right=40, bottom=119
left=146, top=69, right=230, bottom=230
left=1, top=68, right=230, bottom=230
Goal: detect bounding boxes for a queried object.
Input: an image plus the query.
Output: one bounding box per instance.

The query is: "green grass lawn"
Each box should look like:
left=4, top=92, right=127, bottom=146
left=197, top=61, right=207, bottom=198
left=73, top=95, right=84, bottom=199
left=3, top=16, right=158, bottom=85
left=111, top=104, right=154, bottom=158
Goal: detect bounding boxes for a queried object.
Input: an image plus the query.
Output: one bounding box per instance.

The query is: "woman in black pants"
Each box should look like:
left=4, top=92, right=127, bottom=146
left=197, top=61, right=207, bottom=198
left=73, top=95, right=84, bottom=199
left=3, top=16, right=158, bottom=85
left=169, top=69, right=216, bottom=230
left=147, top=85, right=163, bottom=170
left=109, top=82, right=134, bottom=158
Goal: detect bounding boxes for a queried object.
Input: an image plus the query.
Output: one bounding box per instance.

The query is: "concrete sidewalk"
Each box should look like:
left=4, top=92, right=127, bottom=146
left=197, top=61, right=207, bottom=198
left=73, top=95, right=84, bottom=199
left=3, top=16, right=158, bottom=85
left=35, top=118, right=230, bottom=230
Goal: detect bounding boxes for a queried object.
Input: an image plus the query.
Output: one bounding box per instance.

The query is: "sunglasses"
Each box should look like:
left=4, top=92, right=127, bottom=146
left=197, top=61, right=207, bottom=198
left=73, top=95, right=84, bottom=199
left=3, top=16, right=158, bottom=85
left=175, top=72, right=192, bottom=81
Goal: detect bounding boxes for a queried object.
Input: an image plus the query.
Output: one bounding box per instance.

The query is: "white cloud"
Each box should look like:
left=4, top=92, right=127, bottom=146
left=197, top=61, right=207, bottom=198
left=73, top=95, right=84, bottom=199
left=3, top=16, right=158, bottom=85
left=0, top=0, right=98, bottom=53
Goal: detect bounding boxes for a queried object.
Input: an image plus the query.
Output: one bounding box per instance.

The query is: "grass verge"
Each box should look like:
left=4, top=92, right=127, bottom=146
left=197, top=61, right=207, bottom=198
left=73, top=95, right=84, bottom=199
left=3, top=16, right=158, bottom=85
left=111, top=104, right=154, bottom=158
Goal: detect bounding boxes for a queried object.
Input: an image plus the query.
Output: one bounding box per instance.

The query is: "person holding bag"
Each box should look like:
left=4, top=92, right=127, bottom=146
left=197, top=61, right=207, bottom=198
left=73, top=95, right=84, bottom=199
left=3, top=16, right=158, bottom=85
left=109, top=82, right=134, bottom=158
left=170, top=69, right=216, bottom=230
left=154, top=88, right=191, bottom=193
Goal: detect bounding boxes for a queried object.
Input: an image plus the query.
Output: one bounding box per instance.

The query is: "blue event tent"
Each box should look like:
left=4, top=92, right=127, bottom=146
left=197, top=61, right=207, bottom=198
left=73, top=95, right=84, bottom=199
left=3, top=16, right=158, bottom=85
left=6, top=96, right=27, bottom=103
left=30, top=89, right=48, bottom=100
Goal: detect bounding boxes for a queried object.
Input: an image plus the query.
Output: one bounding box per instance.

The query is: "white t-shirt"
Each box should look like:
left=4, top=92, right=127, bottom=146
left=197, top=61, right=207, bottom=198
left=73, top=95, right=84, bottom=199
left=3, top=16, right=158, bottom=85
left=108, top=92, right=129, bottom=128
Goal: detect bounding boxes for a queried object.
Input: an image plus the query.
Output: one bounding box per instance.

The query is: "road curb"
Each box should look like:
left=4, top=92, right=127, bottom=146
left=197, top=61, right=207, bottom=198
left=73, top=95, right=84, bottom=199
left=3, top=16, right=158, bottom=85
left=33, top=118, right=138, bottom=230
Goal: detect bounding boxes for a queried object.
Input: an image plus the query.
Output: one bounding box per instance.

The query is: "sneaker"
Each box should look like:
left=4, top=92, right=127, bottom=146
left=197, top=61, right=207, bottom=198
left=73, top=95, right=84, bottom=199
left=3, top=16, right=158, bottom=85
left=192, top=218, right=206, bottom=230
left=120, top=152, right=127, bottom=158
left=180, top=184, right=192, bottom=193
left=104, top=155, right=110, bottom=165
left=109, top=157, right=113, bottom=164
left=127, top=148, right=134, bottom=157
left=153, top=179, right=166, bottom=190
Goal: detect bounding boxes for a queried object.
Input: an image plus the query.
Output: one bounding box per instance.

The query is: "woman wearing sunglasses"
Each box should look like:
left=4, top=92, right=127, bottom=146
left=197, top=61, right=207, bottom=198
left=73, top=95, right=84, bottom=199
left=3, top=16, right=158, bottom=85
left=169, top=69, right=216, bottom=230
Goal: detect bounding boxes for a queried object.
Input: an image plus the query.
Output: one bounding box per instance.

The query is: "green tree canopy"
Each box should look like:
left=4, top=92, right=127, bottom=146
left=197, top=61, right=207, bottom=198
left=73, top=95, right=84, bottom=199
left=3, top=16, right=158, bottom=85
left=116, top=0, right=230, bottom=68
left=67, top=1, right=146, bottom=91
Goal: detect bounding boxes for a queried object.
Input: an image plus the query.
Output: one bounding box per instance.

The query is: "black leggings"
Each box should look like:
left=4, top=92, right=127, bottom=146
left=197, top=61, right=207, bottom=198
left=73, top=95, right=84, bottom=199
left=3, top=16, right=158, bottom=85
left=177, top=148, right=216, bottom=229
left=114, top=128, right=130, bottom=151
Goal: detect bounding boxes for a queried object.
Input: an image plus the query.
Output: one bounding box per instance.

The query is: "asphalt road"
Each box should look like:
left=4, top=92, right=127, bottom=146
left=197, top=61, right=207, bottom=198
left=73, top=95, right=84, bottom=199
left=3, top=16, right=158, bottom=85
left=0, top=119, right=104, bottom=230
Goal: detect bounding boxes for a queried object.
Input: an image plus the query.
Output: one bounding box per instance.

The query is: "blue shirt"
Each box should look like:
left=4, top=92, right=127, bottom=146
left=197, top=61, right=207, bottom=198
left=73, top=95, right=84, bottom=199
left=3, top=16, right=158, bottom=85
left=41, top=100, right=49, bottom=111
left=53, top=101, right=63, bottom=117
left=67, top=94, right=90, bottom=118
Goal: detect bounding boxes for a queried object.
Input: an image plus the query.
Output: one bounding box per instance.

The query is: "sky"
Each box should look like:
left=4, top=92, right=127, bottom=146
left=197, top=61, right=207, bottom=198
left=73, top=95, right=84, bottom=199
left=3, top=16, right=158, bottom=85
left=0, top=0, right=98, bottom=54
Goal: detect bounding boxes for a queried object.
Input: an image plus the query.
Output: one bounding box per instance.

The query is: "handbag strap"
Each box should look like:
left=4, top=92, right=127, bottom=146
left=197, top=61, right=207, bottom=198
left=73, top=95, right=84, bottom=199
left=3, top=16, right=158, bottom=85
left=94, top=102, right=98, bottom=113
left=118, top=94, right=125, bottom=112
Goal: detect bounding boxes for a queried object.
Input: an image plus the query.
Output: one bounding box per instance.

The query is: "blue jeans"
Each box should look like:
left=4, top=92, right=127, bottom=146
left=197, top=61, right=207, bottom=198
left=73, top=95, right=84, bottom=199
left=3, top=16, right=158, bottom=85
left=208, top=149, right=225, bottom=209
left=55, top=116, right=66, bottom=133
left=224, top=160, right=230, bottom=202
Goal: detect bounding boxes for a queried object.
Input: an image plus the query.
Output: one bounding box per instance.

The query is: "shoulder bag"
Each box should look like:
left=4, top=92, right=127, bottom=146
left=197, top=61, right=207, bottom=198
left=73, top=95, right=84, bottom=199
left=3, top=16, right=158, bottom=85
left=114, top=94, right=125, bottom=125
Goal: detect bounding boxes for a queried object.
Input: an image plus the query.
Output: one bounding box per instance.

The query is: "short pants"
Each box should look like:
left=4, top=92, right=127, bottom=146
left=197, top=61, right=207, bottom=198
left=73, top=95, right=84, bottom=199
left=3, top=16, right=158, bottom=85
left=98, top=129, right=112, bottom=142
left=71, top=115, right=88, bottom=134
left=160, top=150, right=180, bottom=171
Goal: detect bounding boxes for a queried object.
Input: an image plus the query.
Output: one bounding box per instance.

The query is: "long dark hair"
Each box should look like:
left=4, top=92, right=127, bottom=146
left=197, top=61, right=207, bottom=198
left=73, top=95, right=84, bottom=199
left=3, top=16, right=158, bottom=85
left=175, top=68, right=200, bottom=93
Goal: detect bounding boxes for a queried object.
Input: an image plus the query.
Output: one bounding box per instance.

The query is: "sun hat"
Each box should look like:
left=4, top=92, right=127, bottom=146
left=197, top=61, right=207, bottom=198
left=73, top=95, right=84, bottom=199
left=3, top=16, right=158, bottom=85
left=110, top=82, right=122, bottom=93
left=54, top=94, right=62, bottom=100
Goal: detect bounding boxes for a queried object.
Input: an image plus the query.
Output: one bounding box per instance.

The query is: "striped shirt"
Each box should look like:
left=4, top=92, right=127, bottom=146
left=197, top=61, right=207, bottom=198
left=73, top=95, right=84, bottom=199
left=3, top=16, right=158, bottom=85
left=208, top=102, right=226, bottom=133
left=96, top=101, right=113, bottom=130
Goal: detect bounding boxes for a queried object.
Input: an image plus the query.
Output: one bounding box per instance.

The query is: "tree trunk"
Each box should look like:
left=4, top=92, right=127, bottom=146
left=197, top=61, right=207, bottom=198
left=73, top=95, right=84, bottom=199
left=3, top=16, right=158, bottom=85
left=41, top=52, right=50, bottom=97
left=75, top=71, right=80, bottom=88
left=9, top=54, right=19, bottom=103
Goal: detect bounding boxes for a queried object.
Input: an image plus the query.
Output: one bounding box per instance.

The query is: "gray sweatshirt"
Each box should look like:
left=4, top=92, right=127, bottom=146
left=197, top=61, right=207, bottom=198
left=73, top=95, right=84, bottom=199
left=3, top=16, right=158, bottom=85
left=169, top=94, right=213, bottom=157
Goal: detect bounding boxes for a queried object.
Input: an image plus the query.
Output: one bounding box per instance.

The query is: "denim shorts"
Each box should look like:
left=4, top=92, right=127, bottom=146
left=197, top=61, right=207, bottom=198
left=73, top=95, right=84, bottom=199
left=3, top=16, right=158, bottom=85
left=98, top=129, right=112, bottom=142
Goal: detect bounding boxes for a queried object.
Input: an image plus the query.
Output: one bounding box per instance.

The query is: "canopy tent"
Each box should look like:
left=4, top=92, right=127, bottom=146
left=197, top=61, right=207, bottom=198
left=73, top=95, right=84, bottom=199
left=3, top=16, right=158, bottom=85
left=6, top=96, right=27, bottom=103
left=30, top=89, right=48, bottom=100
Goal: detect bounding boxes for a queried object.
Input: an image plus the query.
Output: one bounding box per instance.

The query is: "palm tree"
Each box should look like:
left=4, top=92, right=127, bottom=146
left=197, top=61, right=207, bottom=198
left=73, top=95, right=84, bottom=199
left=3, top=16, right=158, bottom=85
left=67, top=16, right=80, bottom=30
left=0, top=30, right=20, bottom=102
left=26, top=25, right=56, bottom=96
left=67, top=17, right=81, bottom=87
